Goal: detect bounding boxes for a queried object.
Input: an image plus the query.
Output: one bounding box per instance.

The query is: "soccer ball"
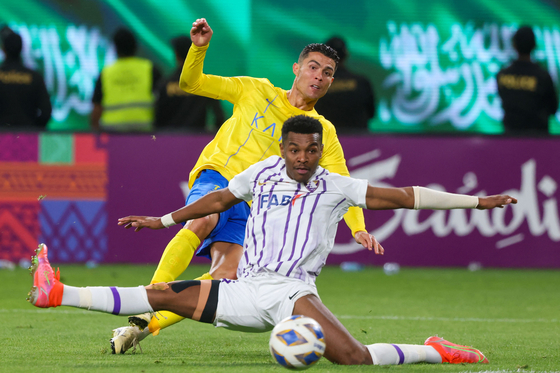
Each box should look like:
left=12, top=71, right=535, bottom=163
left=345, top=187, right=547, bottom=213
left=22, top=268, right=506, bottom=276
left=269, top=315, right=326, bottom=370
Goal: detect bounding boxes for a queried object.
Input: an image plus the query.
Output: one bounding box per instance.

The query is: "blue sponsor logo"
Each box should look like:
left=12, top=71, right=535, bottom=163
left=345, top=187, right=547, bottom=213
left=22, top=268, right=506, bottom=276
left=260, top=194, right=293, bottom=209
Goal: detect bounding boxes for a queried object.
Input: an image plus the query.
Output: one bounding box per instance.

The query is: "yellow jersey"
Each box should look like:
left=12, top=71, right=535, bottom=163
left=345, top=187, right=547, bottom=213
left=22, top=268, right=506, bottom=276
left=180, top=44, right=365, bottom=235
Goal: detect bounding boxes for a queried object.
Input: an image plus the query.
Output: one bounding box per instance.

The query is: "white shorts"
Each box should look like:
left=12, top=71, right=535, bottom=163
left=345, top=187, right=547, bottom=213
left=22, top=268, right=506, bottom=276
left=214, top=271, right=319, bottom=333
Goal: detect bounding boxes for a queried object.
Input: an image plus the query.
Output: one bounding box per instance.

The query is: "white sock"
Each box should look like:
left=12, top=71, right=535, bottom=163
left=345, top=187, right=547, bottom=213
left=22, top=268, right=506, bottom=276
left=61, top=285, right=154, bottom=315
left=366, top=343, right=442, bottom=365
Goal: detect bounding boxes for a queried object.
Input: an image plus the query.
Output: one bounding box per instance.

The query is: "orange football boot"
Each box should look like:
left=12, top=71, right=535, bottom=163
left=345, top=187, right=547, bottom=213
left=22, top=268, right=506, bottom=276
left=27, top=244, right=64, bottom=308
left=425, top=336, right=489, bottom=364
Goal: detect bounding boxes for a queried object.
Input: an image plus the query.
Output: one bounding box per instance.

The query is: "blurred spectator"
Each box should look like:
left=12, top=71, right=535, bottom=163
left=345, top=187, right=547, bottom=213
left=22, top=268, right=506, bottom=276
left=497, top=26, right=558, bottom=134
left=314, top=36, right=375, bottom=133
left=91, top=27, right=162, bottom=132
left=0, top=27, right=51, bottom=129
left=154, top=36, right=224, bottom=132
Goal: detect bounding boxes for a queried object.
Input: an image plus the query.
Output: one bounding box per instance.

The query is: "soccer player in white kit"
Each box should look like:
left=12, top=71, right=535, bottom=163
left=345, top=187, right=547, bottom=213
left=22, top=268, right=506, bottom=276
left=29, top=115, right=517, bottom=365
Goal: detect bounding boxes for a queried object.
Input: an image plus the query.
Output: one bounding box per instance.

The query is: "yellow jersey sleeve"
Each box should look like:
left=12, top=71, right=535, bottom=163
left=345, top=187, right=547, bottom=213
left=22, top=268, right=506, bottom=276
left=179, top=44, right=243, bottom=103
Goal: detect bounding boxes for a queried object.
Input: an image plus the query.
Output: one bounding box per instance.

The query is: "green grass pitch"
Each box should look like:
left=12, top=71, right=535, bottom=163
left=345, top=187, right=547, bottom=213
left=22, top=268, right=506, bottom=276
left=1, top=263, right=558, bottom=372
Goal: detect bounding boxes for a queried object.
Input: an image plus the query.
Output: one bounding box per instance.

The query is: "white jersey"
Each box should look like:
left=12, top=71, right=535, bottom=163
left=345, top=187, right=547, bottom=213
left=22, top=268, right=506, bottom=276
left=228, top=156, right=368, bottom=285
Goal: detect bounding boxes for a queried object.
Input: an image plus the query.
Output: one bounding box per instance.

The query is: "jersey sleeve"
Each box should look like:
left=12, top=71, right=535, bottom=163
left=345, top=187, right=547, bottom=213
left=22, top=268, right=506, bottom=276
left=179, top=44, right=244, bottom=104
left=330, top=174, right=369, bottom=209
left=318, top=119, right=367, bottom=236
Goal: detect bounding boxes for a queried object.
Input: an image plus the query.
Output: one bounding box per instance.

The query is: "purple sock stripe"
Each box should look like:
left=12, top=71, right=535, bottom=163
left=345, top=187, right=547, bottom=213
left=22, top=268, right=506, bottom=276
left=391, top=344, right=405, bottom=364
left=110, top=287, right=121, bottom=315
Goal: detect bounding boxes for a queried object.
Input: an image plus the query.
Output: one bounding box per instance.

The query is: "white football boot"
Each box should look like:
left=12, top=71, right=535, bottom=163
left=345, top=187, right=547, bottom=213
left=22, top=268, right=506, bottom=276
left=110, top=313, right=152, bottom=354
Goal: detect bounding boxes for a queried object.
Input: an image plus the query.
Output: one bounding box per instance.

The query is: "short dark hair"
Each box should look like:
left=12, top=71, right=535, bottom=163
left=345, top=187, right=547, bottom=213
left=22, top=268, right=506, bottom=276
left=325, top=36, right=347, bottom=62
left=513, top=26, right=536, bottom=55
left=2, top=29, right=22, bottom=59
left=298, top=43, right=339, bottom=70
left=171, top=35, right=192, bottom=61
left=113, top=28, right=137, bottom=57
left=282, top=115, right=323, bottom=143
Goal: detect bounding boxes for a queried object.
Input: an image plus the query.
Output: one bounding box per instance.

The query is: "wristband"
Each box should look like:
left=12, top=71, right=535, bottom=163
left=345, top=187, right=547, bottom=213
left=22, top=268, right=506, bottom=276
left=161, top=213, right=177, bottom=228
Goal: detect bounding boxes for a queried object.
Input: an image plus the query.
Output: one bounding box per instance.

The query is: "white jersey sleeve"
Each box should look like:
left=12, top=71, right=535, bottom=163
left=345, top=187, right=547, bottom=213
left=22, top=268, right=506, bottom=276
left=328, top=173, right=369, bottom=209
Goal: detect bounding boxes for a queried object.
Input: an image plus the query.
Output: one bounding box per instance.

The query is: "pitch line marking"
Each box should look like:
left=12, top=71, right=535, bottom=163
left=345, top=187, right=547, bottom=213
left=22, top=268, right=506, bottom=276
left=336, top=314, right=559, bottom=323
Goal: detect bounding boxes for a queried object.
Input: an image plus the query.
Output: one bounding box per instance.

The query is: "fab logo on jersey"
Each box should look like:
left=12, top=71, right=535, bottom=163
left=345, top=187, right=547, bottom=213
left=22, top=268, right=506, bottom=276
left=259, top=194, right=294, bottom=209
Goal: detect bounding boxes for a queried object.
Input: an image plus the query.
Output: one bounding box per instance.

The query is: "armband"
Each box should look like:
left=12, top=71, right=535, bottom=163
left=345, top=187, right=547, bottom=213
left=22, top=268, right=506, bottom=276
left=161, top=213, right=177, bottom=228
left=413, top=186, right=478, bottom=210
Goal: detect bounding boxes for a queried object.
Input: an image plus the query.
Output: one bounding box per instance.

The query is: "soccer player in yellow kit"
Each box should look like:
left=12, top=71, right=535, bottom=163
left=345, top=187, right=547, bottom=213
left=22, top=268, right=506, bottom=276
left=110, top=18, right=379, bottom=353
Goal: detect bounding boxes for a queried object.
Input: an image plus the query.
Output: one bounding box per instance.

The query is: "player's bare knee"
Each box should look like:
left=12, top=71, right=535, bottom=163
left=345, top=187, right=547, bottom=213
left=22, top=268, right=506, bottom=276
left=185, top=215, right=218, bottom=238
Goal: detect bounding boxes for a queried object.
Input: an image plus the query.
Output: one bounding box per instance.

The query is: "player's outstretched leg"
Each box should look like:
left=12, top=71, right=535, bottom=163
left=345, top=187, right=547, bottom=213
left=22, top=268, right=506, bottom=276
left=110, top=227, right=205, bottom=353
left=113, top=241, right=241, bottom=354
left=111, top=272, right=214, bottom=354
left=28, top=243, right=154, bottom=315
left=293, top=295, right=487, bottom=366
left=28, top=244, right=220, bottom=353
left=424, top=336, right=489, bottom=363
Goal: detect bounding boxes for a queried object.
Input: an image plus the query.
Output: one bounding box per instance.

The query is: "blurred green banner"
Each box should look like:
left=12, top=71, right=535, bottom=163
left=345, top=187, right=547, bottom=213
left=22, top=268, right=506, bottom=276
left=1, top=0, right=559, bottom=133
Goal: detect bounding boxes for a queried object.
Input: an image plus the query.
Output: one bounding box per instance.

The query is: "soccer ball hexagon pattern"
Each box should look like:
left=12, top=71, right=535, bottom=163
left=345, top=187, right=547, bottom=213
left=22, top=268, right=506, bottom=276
left=269, top=315, right=326, bottom=370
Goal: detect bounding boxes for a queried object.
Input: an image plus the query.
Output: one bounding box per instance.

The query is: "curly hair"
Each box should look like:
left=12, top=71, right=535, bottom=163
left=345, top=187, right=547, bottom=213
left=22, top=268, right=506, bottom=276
left=281, top=115, right=323, bottom=143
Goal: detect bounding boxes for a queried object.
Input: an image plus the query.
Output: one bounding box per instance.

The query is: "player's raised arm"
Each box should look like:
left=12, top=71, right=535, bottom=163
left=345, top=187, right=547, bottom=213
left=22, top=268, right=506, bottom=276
left=118, top=188, right=242, bottom=231
left=365, top=186, right=517, bottom=211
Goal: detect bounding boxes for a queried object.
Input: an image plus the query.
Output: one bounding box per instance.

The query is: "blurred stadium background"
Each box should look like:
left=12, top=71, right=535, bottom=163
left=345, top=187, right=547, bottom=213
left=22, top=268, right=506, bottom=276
left=1, top=0, right=559, bottom=270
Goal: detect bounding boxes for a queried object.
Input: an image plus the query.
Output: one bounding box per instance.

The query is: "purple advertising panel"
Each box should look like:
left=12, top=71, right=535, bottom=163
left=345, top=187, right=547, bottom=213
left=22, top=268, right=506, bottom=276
left=2, top=133, right=557, bottom=268
left=106, top=134, right=208, bottom=264
left=329, top=136, right=560, bottom=268
left=105, top=134, right=560, bottom=268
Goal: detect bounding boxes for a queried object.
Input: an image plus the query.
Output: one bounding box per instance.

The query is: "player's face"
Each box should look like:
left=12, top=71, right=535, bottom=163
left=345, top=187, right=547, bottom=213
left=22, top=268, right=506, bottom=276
left=280, top=132, right=323, bottom=184
left=292, top=52, right=335, bottom=102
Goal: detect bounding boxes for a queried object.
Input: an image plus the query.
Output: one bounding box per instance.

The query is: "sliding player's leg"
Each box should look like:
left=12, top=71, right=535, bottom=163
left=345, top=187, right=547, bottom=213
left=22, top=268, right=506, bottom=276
left=292, top=294, right=372, bottom=365
left=112, top=215, right=217, bottom=351
left=113, top=241, right=246, bottom=354
left=27, top=243, right=221, bottom=353
left=292, top=295, right=487, bottom=365
left=134, top=217, right=218, bottom=335
left=143, top=242, right=242, bottom=335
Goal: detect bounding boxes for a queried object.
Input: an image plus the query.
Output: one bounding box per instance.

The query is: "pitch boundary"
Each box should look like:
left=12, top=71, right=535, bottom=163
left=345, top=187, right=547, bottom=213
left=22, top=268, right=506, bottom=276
left=336, top=314, right=559, bottom=323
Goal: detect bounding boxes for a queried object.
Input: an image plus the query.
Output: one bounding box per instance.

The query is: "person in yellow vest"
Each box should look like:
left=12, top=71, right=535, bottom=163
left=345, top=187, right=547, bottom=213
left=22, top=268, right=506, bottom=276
left=90, top=28, right=161, bottom=132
